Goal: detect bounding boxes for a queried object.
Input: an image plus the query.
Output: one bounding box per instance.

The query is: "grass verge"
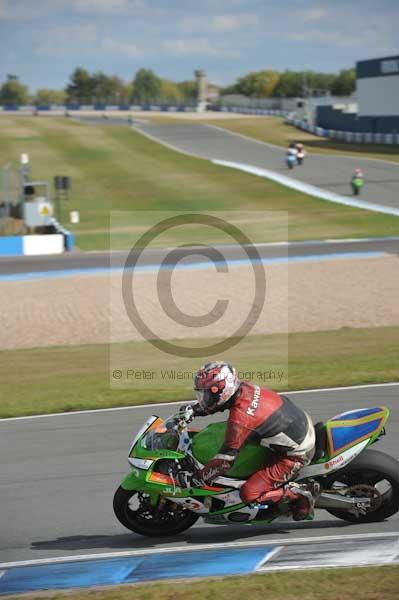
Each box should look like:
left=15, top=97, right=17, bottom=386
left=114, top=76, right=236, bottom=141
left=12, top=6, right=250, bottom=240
left=0, top=116, right=398, bottom=251
left=191, top=115, right=399, bottom=163
left=6, top=566, right=399, bottom=600
left=1, top=326, right=398, bottom=418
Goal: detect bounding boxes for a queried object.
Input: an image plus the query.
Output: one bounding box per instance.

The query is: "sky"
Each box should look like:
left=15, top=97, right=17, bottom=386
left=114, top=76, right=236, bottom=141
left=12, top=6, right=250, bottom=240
left=0, top=0, right=398, bottom=91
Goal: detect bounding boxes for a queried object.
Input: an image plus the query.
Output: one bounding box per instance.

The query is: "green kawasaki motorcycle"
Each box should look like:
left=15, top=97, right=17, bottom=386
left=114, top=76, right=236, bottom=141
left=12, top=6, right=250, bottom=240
left=113, top=406, right=399, bottom=537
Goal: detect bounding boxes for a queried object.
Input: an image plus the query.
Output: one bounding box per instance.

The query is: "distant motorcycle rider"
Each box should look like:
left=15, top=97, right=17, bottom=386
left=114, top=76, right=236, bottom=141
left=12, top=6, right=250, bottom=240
left=180, top=361, right=316, bottom=520
left=351, top=168, right=364, bottom=196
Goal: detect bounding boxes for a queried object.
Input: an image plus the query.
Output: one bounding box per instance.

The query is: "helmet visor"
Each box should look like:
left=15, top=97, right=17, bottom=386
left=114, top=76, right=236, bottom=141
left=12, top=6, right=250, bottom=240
left=195, top=388, right=218, bottom=412
left=195, top=389, right=206, bottom=407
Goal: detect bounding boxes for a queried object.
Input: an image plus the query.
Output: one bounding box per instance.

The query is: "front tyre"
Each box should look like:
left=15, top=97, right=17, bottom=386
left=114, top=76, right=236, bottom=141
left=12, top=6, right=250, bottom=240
left=113, top=487, right=199, bottom=537
left=325, top=449, right=399, bottom=523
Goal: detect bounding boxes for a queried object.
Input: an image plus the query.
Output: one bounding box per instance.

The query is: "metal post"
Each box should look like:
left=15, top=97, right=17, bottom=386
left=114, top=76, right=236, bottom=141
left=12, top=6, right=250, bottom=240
left=2, top=163, right=11, bottom=218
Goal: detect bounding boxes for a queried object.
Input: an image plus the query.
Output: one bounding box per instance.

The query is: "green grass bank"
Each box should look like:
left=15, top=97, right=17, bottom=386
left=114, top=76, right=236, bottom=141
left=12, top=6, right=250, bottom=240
left=0, top=116, right=398, bottom=251
left=1, top=326, right=397, bottom=418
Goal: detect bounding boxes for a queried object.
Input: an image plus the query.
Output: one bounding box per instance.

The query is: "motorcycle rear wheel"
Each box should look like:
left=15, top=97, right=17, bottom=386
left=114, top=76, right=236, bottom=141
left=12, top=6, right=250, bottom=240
left=113, top=487, right=199, bottom=537
left=324, top=449, right=399, bottom=523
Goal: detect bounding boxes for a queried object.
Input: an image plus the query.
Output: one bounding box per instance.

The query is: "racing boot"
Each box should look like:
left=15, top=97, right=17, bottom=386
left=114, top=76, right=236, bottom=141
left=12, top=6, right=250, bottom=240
left=284, top=482, right=319, bottom=521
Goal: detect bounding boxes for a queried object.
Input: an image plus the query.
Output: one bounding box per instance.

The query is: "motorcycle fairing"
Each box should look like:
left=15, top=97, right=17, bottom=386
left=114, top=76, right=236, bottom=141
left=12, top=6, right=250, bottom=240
left=296, top=439, right=369, bottom=480
left=191, top=421, right=270, bottom=478
left=330, top=407, right=384, bottom=421
left=325, top=406, right=389, bottom=458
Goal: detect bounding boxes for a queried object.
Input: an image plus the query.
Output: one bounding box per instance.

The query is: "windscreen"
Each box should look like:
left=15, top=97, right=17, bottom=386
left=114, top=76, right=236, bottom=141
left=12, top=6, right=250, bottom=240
left=141, top=415, right=180, bottom=451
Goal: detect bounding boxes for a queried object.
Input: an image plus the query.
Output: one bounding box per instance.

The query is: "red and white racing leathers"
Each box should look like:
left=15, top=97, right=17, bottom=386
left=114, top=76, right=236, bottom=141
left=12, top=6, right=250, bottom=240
left=195, top=382, right=315, bottom=505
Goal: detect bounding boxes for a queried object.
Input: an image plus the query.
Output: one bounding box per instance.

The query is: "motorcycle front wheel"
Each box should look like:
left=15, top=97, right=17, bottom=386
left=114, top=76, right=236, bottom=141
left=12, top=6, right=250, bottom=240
left=324, top=449, right=399, bottom=523
left=113, top=486, right=199, bottom=537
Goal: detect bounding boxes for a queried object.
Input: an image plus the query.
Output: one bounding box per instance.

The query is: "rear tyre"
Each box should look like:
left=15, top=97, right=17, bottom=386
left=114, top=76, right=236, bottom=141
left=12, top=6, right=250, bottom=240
left=325, top=449, right=399, bottom=523
left=113, top=487, right=199, bottom=537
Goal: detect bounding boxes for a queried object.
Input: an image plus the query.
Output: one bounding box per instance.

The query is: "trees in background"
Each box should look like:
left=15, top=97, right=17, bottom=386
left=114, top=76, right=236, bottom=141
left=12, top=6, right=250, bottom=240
left=0, top=65, right=357, bottom=107
left=160, top=79, right=183, bottom=104
left=232, top=70, right=281, bottom=97
left=223, top=68, right=356, bottom=98
left=64, top=67, right=191, bottom=104
left=132, top=68, right=161, bottom=103
left=272, top=71, right=303, bottom=97
left=331, top=69, right=356, bottom=96
left=0, top=75, right=29, bottom=105
left=65, top=67, right=93, bottom=103
left=33, top=89, right=67, bottom=105
left=177, top=80, right=197, bottom=102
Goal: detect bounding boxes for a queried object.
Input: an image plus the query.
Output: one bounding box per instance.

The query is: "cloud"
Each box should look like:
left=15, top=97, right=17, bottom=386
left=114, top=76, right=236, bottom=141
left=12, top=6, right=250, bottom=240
left=71, top=0, right=143, bottom=13
left=211, top=13, right=258, bottom=32
left=302, top=7, right=328, bottom=22
left=34, top=24, right=98, bottom=58
left=101, top=37, right=143, bottom=58
left=287, top=31, right=359, bottom=48
left=163, top=37, right=240, bottom=59
left=0, top=0, right=58, bottom=20
left=180, top=12, right=258, bottom=34
left=0, top=0, right=7, bottom=18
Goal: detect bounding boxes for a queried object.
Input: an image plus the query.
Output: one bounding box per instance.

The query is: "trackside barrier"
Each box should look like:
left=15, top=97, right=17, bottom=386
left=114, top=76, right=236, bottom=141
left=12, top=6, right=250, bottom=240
left=0, top=104, right=196, bottom=113
left=0, top=221, right=73, bottom=257
left=0, top=234, right=63, bottom=256
left=50, top=218, right=74, bottom=252
left=220, top=107, right=290, bottom=117
left=2, top=104, right=397, bottom=144
left=285, top=116, right=399, bottom=145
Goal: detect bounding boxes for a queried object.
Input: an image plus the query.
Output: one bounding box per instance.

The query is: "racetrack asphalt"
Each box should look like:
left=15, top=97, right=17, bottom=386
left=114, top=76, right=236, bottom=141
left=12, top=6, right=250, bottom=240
left=133, top=122, right=399, bottom=211
left=1, top=238, right=399, bottom=275
left=1, top=384, right=398, bottom=564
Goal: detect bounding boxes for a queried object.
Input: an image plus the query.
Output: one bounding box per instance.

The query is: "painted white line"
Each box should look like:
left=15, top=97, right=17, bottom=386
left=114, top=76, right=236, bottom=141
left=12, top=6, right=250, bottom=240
left=0, top=571, right=5, bottom=579
left=0, top=532, right=397, bottom=569
left=0, top=400, right=181, bottom=423
left=255, top=547, right=282, bottom=571
left=286, top=382, right=399, bottom=394
left=213, top=159, right=399, bottom=217
left=258, top=561, right=396, bottom=572
left=252, top=236, right=399, bottom=247
left=1, top=382, right=397, bottom=423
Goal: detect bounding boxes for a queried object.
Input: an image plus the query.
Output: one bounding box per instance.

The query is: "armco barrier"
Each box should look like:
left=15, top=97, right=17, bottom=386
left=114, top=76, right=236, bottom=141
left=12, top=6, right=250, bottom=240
left=285, top=116, right=399, bottom=145
left=221, top=107, right=289, bottom=117
left=2, top=104, right=396, bottom=144
left=0, top=104, right=196, bottom=113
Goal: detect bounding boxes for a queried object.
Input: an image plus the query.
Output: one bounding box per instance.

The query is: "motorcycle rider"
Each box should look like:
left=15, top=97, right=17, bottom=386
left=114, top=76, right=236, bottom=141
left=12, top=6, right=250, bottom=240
left=351, top=168, right=364, bottom=196
left=295, top=142, right=306, bottom=165
left=286, top=143, right=297, bottom=169
left=180, top=361, right=316, bottom=521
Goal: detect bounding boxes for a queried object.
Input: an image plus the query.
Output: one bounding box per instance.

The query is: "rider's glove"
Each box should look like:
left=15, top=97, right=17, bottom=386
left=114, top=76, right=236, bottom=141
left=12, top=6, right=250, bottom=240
left=178, top=404, right=195, bottom=425
left=176, top=470, right=204, bottom=489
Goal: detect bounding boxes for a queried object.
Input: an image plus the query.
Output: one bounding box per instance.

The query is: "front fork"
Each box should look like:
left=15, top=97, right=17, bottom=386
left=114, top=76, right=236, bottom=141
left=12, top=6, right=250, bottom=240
left=121, top=471, right=160, bottom=506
